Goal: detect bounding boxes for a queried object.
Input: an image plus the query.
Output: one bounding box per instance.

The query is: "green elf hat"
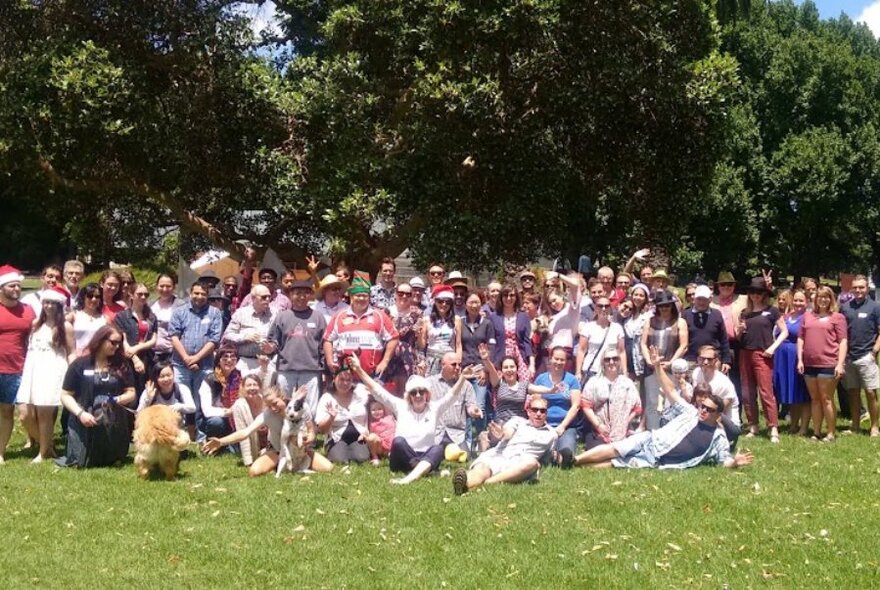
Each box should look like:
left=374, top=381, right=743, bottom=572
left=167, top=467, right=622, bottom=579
left=348, top=270, right=372, bottom=295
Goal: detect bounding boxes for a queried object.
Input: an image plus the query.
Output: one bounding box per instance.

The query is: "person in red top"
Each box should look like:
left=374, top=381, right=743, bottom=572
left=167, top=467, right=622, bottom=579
left=0, top=264, right=37, bottom=464
left=797, top=285, right=848, bottom=442
left=323, top=274, right=399, bottom=378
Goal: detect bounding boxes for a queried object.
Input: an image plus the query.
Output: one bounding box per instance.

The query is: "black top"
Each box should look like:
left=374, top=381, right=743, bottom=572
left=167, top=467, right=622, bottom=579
left=62, top=356, right=134, bottom=410
left=740, top=307, right=781, bottom=351
left=658, top=422, right=715, bottom=465
left=683, top=307, right=731, bottom=364
left=460, top=315, right=496, bottom=367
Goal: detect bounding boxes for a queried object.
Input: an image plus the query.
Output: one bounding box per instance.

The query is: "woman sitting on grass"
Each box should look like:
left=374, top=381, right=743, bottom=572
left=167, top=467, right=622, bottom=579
left=315, top=366, right=371, bottom=465
left=202, top=385, right=333, bottom=476
left=348, top=353, right=475, bottom=485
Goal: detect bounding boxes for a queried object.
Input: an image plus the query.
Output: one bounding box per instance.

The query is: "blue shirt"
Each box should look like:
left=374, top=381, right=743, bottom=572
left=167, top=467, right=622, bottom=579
left=841, top=297, right=880, bottom=360
left=533, top=371, right=582, bottom=429
left=168, top=302, right=222, bottom=370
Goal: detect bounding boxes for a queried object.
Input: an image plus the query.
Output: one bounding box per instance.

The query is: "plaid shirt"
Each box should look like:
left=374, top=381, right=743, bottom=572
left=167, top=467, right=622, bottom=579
left=168, top=301, right=223, bottom=370
left=652, top=401, right=732, bottom=469
left=430, top=374, right=476, bottom=447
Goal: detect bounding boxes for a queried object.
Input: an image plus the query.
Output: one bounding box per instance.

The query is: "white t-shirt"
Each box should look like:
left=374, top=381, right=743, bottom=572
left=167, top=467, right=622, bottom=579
left=314, top=385, right=370, bottom=443
left=692, top=367, right=740, bottom=425
left=369, top=382, right=457, bottom=452
left=578, top=321, right=624, bottom=376
left=496, top=416, right=558, bottom=460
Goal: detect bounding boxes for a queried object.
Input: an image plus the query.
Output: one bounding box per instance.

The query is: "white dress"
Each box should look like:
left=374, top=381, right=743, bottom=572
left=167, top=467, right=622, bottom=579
left=16, top=324, right=68, bottom=406
left=73, top=311, right=106, bottom=354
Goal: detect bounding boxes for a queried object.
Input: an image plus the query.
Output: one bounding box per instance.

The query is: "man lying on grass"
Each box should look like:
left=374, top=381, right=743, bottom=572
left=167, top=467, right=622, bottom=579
left=573, top=346, right=754, bottom=470
left=452, top=397, right=557, bottom=495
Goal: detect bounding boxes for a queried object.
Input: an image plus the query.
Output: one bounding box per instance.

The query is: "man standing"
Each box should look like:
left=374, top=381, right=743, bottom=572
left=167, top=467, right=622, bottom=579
left=324, top=275, right=399, bottom=377
left=445, top=271, right=469, bottom=318
left=63, top=260, right=84, bottom=307
left=713, top=271, right=748, bottom=393
left=596, top=266, right=615, bottom=300
left=369, top=257, right=397, bottom=312
left=431, top=352, right=480, bottom=454
left=169, top=282, right=223, bottom=437
left=519, top=270, right=537, bottom=297
left=240, top=268, right=292, bottom=312
left=453, top=397, right=557, bottom=495
left=0, top=265, right=36, bottom=463
left=21, top=264, right=63, bottom=316
left=683, top=285, right=731, bottom=372
left=222, top=284, right=277, bottom=373
left=840, top=274, right=880, bottom=436
left=267, top=280, right=327, bottom=413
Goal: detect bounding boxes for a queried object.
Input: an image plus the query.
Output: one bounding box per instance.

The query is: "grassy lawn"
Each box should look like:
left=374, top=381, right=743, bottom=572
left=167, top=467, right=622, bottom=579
left=2, top=427, right=879, bottom=589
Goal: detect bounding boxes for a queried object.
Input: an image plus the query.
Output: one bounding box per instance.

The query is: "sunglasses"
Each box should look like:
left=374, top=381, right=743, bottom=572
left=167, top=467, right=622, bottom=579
left=86, top=294, right=101, bottom=300
left=429, top=271, right=444, bottom=276
left=521, top=277, right=534, bottom=282
left=397, top=291, right=412, bottom=296
left=699, top=403, right=719, bottom=413
left=686, top=292, right=695, bottom=298
left=603, top=357, right=620, bottom=363
left=699, top=356, right=716, bottom=363
left=596, top=304, right=611, bottom=310
left=220, top=353, right=238, bottom=360
left=528, top=407, right=547, bottom=414
left=135, top=292, right=149, bottom=298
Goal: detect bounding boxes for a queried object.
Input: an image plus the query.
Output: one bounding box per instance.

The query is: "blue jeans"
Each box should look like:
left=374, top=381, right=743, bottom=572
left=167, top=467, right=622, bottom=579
left=554, top=426, right=579, bottom=457
left=173, top=364, right=210, bottom=429
left=467, top=377, right=490, bottom=452
left=0, top=373, right=21, bottom=405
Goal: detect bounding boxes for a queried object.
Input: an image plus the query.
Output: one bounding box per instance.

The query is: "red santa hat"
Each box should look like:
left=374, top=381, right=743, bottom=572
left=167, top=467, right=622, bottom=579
left=431, top=285, right=455, bottom=301
left=42, top=286, right=71, bottom=307
left=0, top=264, right=24, bottom=287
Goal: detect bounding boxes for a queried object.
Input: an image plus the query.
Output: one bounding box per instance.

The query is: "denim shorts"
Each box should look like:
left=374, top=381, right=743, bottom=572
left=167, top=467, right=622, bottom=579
left=803, top=366, right=835, bottom=379
left=0, top=373, right=22, bottom=404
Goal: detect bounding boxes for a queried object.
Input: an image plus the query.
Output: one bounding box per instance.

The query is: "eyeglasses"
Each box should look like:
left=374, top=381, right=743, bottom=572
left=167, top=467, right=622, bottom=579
left=107, top=339, right=122, bottom=346
left=528, top=407, right=547, bottom=414
left=699, top=403, right=719, bottom=413
left=596, top=304, right=610, bottom=310
left=698, top=356, right=716, bottom=364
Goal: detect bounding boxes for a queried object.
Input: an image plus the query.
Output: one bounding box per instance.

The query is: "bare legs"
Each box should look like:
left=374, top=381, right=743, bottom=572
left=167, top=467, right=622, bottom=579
left=0, top=403, right=14, bottom=464
left=454, top=458, right=541, bottom=495
left=573, top=443, right=620, bottom=468
left=18, top=404, right=57, bottom=461
left=805, top=377, right=838, bottom=440
left=847, top=388, right=880, bottom=436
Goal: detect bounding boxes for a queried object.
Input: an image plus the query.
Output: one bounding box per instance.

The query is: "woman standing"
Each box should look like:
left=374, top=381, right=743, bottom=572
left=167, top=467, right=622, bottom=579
left=71, top=283, right=107, bottom=359
left=58, top=326, right=135, bottom=467
left=17, top=288, right=74, bottom=461
left=576, top=295, right=627, bottom=385
left=315, top=367, right=371, bottom=464
left=490, top=283, right=533, bottom=382
left=773, top=290, right=810, bottom=435
left=419, top=285, right=462, bottom=376
left=542, top=273, right=582, bottom=374
left=115, top=283, right=158, bottom=398
left=624, top=284, right=652, bottom=383
left=640, top=290, right=688, bottom=429
left=737, top=277, right=787, bottom=442
left=385, top=283, right=423, bottom=394
left=150, top=274, right=183, bottom=364
left=798, top=286, right=847, bottom=442
left=99, top=270, right=126, bottom=323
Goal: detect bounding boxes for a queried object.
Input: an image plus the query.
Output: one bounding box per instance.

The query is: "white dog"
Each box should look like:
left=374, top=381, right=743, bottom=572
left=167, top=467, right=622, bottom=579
left=275, top=397, right=310, bottom=477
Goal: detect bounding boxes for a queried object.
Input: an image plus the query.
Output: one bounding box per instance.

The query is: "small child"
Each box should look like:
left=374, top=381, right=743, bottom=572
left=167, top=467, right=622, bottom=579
left=363, top=399, right=396, bottom=466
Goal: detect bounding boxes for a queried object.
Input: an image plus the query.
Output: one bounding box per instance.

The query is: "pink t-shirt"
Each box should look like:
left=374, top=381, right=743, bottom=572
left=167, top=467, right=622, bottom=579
left=800, top=311, right=847, bottom=368
left=369, top=414, right=397, bottom=453
left=0, top=302, right=36, bottom=373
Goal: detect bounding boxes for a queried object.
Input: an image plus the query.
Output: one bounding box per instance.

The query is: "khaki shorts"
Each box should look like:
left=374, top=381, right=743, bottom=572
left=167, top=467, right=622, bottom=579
left=844, top=353, right=880, bottom=391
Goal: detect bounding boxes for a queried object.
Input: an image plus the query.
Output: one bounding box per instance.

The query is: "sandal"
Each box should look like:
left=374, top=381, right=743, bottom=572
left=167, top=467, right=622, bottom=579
left=822, top=435, right=836, bottom=443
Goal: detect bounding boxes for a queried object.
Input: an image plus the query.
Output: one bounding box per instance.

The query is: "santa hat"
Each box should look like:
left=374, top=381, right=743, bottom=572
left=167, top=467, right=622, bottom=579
left=42, top=286, right=71, bottom=307
left=348, top=270, right=372, bottom=295
left=0, top=264, right=24, bottom=287
left=431, top=285, right=455, bottom=300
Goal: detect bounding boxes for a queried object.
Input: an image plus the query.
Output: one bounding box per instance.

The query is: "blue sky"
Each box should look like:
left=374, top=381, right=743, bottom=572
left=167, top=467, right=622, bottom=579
left=802, top=0, right=880, bottom=33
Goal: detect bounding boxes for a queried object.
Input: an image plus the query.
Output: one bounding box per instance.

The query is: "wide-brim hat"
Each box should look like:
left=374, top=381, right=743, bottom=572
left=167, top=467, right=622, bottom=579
left=405, top=375, right=432, bottom=395
left=652, top=290, right=676, bottom=307
left=444, top=271, right=468, bottom=289
left=317, top=274, right=349, bottom=297
left=518, top=269, right=537, bottom=280
left=746, top=276, right=771, bottom=294
left=716, top=271, right=736, bottom=284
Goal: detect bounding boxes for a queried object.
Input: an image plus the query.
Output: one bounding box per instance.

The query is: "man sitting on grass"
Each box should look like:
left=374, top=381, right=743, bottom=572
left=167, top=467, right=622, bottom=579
left=452, top=397, right=557, bottom=495
left=572, top=346, right=754, bottom=470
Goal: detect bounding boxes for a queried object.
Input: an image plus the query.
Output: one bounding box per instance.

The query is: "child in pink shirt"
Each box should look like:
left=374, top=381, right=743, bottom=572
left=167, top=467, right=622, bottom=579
left=363, top=399, right=396, bottom=466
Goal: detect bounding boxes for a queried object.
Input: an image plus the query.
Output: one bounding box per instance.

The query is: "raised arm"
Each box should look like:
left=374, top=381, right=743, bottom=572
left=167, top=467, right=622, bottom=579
left=648, top=346, right=683, bottom=406
left=347, top=354, right=402, bottom=413
left=477, top=342, right=500, bottom=388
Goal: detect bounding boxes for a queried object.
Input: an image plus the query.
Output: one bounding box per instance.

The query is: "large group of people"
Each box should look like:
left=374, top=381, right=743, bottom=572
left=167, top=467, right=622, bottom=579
left=1, top=248, right=877, bottom=496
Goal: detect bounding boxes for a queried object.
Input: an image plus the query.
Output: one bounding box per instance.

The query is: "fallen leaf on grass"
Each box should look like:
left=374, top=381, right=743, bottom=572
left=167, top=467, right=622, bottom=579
left=605, top=554, right=618, bottom=560
left=293, top=524, right=305, bottom=532
left=655, top=561, right=671, bottom=570
left=211, top=510, right=220, bottom=518
left=667, top=543, right=681, bottom=552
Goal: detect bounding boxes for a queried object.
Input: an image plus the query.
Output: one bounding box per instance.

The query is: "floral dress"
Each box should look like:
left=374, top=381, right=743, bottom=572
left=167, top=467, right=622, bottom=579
left=504, top=315, right=530, bottom=383
left=386, top=306, right=423, bottom=379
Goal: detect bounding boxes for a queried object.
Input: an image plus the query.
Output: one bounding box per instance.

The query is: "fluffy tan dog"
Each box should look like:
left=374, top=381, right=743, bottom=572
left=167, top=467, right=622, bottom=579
left=133, top=405, right=190, bottom=480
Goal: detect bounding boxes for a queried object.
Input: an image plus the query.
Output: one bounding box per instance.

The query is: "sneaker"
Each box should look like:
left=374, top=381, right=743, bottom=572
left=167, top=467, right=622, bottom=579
left=452, top=468, right=468, bottom=496
left=559, top=448, right=574, bottom=470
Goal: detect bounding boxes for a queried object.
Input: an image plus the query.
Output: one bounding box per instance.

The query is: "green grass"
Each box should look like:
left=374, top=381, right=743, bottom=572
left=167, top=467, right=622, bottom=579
left=2, top=426, right=879, bottom=588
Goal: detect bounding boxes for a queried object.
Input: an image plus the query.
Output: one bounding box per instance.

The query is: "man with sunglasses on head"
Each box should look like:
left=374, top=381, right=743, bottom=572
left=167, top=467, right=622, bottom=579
left=691, top=345, right=739, bottom=425
left=222, top=285, right=277, bottom=373
left=452, top=396, right=557, bottom=495
left=573, top=346, right=753, bottom=470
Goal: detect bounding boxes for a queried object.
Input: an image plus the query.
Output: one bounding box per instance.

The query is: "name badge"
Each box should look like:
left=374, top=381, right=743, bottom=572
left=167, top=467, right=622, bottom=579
left=761, top=311, right=770, bottom=317
left=201, top=318, right=211, bottom=325
left=819, top=316, right=829, bottom=322
left=83, top=369, right=95, bottom=376
left=859, top=313, right=868, bottom=319
left=307, top=322, right=316, bottom=328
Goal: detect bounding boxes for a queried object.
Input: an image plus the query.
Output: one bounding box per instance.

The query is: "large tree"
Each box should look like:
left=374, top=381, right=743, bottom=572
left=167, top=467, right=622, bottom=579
left=1, top=1, right=735, bottom=272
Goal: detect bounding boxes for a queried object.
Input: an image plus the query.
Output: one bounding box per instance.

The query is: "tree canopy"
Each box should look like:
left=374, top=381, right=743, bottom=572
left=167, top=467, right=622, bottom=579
left=1, top=1, right=879, bottom=279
